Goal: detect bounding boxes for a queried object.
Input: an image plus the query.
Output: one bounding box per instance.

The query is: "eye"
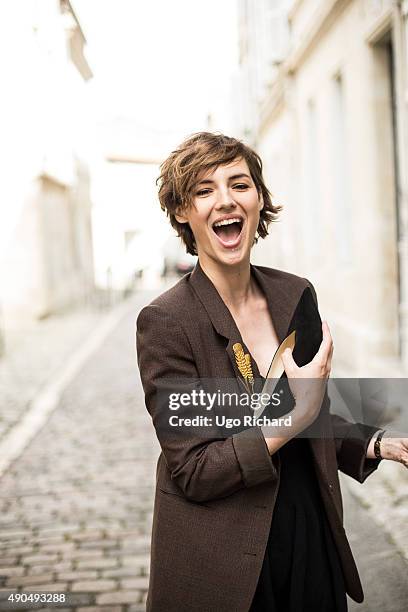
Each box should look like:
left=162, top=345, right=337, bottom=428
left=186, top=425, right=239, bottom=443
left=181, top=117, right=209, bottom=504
left=195, top=183, right=250, bottom=196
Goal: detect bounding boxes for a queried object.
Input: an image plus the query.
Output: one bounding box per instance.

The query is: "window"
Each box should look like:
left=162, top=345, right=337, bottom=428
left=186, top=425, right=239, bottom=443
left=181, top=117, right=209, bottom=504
left=331, top=73, right=352, bottom=263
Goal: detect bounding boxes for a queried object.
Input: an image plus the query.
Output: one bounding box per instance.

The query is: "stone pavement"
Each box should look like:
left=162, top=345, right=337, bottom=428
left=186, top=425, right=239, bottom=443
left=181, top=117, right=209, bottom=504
left=342, top=475, right=408, bottom=611
left=0, top=302, right=108, bottom=443
left=0, top=284, right=407, bottom=611
left=0, top=290, right=161, bottom=611
left=344, top=458, right=408, bottom=558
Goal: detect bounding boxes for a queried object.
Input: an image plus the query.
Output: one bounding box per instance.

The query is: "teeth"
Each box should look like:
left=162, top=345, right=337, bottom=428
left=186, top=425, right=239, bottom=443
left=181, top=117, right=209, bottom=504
left=213, top=218, right=242, bottom=228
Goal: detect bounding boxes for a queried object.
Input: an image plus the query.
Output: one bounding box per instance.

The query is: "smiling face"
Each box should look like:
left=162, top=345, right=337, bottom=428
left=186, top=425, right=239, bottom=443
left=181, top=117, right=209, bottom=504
left=175, top=158, right=263, bottom=269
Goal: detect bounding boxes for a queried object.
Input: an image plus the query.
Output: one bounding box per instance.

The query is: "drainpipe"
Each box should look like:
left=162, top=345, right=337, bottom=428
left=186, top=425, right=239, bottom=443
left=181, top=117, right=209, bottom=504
left=395, top=1, right=408, bottom=371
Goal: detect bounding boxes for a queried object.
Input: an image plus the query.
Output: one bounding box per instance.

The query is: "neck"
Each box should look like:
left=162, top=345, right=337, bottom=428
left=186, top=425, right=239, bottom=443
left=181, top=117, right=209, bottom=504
left=198, top=256, right=258, bottom=312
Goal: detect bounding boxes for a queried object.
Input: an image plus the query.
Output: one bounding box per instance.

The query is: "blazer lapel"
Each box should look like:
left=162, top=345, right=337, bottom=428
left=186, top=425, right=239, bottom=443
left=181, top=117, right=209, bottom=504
left=189, top=261, right=252, bottom=394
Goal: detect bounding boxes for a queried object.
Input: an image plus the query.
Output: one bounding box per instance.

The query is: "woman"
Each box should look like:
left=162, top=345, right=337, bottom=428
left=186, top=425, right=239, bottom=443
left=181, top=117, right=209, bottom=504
left=136, top=132, right=408, bottom=612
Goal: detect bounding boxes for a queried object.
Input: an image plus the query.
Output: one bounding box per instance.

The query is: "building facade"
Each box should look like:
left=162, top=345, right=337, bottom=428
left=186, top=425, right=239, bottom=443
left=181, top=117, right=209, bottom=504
left=237, top=0, right=408, bottom=376
left=0, top=0, right=94, bottom=323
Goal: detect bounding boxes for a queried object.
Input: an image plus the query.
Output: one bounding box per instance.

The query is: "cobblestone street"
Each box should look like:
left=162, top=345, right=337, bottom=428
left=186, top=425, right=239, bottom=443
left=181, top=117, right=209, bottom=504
left=0, top=287, right=407, bottom=611
left=0, top=291, right=160, bottom=611
left=0, top=304, right=107, bottom=443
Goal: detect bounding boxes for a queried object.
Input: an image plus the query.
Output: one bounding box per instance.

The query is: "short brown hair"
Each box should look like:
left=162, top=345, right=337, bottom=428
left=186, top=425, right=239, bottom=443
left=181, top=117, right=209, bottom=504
left=156, top=131, right=282, bottom=255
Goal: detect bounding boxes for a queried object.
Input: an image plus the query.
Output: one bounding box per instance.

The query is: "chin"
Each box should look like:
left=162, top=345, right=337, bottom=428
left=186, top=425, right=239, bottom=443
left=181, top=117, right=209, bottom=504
left=215, top=249, right=249, bottom=267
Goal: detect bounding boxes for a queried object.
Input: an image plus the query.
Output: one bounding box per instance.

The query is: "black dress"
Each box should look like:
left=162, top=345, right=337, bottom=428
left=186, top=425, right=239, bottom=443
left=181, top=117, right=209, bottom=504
left=249, top=377, right=348, bottom=612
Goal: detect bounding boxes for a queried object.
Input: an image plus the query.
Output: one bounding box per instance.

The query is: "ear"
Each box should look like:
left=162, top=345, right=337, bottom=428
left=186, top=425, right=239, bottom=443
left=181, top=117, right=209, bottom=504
left=175, top=206, right=189, bottom=224
left=258, top=192, right=264, bottom=211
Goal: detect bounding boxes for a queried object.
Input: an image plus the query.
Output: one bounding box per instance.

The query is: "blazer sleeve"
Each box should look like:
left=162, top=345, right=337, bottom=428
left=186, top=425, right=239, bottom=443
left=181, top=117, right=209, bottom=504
left=305, top=279, right=383, bottom=483
left=136, top=303, right=278, bottom=503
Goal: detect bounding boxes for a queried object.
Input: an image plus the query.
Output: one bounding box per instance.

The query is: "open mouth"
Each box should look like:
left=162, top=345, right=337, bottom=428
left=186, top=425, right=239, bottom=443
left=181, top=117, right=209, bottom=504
left=211, top=217, right=244, bottom=248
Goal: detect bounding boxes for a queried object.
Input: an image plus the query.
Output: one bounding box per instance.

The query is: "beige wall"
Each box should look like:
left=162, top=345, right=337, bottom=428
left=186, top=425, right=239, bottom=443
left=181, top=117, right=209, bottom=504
left=0, top=0, right=95, bottom=322
left=239, top=0, right=407, bottom=375
left=1, top=170, right=94, bottom=320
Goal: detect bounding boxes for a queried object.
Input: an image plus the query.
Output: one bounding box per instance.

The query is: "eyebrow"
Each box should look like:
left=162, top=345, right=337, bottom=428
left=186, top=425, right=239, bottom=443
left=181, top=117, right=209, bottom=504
left=196, top=173, right=252, bottom=186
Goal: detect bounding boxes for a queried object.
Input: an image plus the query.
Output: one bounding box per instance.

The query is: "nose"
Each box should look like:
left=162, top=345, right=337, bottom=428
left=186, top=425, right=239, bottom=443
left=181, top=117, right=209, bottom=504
left=215, top=185, right=237, bottom=210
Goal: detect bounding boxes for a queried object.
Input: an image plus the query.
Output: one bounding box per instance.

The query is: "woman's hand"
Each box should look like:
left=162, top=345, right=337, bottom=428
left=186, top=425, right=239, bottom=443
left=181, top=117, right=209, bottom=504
left=281, top=321, right=333, bottom=432
left=376, top=432, right=408, bottom=468
left=261, top=321, right=333, bottom=454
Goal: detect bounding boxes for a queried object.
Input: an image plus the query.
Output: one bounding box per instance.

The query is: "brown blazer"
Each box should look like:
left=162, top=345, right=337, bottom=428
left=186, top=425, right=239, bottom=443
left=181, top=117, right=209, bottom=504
left=136, top=260, right=382, bottom=612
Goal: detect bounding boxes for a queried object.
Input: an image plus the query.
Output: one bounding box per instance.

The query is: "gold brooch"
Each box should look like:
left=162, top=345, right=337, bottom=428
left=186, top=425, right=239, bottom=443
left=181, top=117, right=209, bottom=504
left=233, top=343, right=254, bottom=394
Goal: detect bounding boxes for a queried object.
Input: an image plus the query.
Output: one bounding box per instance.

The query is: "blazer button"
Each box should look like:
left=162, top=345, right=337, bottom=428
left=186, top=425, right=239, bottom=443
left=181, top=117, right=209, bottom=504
left=328, top=483, right=334, bottom=492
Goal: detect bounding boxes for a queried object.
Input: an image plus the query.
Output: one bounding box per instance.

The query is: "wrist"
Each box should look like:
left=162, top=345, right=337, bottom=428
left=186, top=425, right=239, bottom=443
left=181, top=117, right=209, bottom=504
left=366, top=429, right=384, bottom=459
left=373, top=429, right=386, bottom=459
